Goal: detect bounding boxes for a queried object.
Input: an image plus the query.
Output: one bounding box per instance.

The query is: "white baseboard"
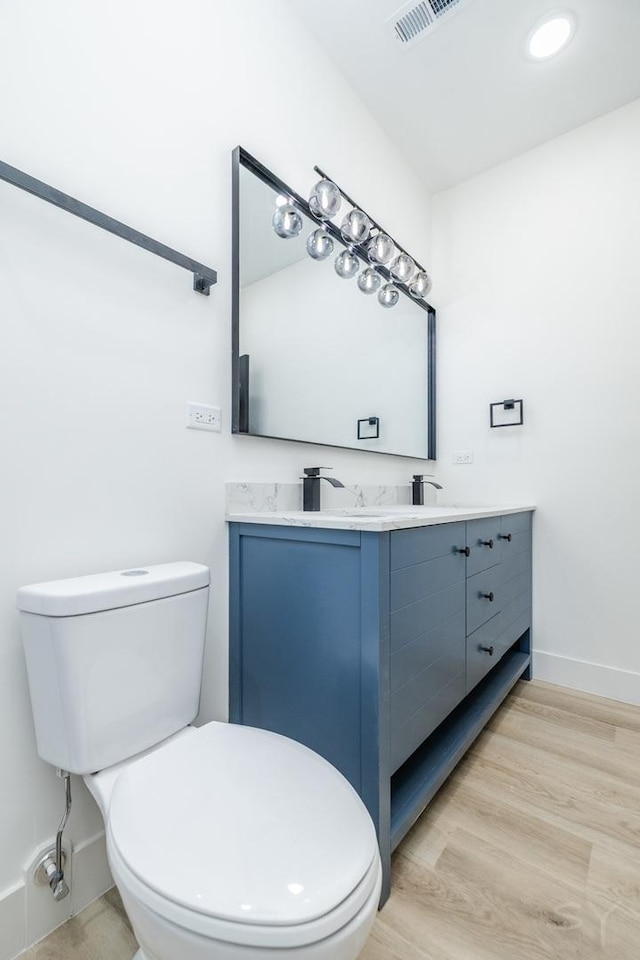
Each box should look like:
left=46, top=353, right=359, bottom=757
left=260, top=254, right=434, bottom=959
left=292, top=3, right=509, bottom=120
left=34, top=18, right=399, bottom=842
left=1, top=830, right=113, bottom=960
left=533, top=650, right=640, bottom=706
left=0, top=884, right=25, bottom=960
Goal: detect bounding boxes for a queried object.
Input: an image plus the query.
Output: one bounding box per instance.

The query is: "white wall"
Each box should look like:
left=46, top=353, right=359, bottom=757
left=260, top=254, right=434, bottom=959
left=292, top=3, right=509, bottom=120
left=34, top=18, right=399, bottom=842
left=0, top=1, right=432, bottom=955
left=431, top=97, right=640, bottom=704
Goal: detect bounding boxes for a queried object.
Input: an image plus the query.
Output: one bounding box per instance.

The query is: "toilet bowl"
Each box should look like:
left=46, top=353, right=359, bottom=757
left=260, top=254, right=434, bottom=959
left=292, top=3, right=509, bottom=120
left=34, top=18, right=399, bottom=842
left=17, top=562, right=382, bottom=960
left=85, top=722, right=382, bottom=960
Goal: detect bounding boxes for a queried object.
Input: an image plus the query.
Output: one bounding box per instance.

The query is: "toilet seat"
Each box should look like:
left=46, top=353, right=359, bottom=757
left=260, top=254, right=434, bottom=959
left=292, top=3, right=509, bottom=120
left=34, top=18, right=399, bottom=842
left=106, top=721, right=380, bottom=949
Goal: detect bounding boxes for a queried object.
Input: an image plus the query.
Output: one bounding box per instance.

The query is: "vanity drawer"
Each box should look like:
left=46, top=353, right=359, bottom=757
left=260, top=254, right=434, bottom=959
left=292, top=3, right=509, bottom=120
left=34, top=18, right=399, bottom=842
left=466, top=613, right=503, bottom=692
left=499, top=512, right=532, bottom=557
left=466, top=567, right=501, bottom=635
left=391, top=522, right=466, bottom=571
left=466, top=517, right=502, bottom=576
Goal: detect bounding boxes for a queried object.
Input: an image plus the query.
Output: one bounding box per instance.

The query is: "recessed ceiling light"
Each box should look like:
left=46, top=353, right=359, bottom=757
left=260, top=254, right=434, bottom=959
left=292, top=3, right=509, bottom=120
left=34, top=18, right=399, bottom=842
left=526, top=11, right=576, bottom=60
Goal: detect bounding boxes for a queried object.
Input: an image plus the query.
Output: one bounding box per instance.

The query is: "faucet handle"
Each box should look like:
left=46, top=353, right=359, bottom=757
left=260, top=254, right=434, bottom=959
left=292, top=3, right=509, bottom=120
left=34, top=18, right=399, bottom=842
left=303, top=466, right=334, bottom=477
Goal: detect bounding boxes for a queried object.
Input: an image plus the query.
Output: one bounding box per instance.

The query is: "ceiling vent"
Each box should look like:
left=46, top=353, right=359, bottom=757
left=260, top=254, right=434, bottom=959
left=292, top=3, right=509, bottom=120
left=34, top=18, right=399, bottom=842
left=390, top=0, right=475, bottom=48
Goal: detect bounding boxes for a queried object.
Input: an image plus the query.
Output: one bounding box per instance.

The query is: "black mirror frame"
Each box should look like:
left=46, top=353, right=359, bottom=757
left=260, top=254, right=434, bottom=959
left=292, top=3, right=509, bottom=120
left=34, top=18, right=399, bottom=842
left=231, top=145, right=436, bottom=461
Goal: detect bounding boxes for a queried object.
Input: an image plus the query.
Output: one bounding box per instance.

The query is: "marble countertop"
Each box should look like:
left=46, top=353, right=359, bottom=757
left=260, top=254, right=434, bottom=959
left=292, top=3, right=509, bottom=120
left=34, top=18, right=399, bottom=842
left=226, top=503, right=535, bottom=532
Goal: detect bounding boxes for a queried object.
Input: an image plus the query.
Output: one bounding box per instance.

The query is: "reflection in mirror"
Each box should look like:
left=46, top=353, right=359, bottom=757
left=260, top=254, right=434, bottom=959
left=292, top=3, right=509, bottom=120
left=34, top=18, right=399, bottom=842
left=232, top=147, right=435, bottom=460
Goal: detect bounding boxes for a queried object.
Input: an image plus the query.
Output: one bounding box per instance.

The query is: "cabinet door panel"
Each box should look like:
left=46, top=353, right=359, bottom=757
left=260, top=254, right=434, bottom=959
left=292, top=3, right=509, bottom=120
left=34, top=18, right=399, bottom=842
left=391, top=553, right=464, bottom=611
left=390, top=636, right=466, bottom=732
left=390, top=666, right=466, bottom=772
left=391, top=610, right=465, bottom=693
left=391, top=522, right=466, bottom=570
left=391, top=581, right=465, bottom=651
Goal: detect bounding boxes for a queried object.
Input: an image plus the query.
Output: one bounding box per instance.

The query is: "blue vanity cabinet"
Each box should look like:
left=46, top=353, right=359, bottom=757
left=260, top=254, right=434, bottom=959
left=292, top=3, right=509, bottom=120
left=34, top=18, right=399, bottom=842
left=229, top=513, right=532, bottom=905
left=466, top=512, right=532, bottom=692
left=389, top=523, right=467, bottom=773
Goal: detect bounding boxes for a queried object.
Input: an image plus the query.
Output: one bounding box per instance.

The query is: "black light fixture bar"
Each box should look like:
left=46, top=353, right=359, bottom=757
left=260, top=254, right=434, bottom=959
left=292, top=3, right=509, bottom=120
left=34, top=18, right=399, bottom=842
left=0, top=160, right=217, bottom=295
left=237, top=147, right=431, bottom=313
left=313, top=163, right=428, bottom=275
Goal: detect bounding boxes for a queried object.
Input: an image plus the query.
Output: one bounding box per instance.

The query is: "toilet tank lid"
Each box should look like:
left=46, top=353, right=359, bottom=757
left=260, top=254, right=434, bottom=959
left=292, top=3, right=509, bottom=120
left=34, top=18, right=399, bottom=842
left=16, top=562, right=210, bottom=617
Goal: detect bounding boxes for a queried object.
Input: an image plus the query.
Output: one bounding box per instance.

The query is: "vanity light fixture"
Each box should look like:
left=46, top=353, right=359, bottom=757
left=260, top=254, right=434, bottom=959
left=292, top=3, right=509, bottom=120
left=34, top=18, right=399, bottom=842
left=526, top=11, right=576, bottom=60
left=270, top=163, right=433, bottom=310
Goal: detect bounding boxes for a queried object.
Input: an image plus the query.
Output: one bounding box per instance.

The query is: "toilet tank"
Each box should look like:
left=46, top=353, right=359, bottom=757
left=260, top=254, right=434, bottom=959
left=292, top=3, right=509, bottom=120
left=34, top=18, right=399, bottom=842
left=17, top=562, right=210, bottom=775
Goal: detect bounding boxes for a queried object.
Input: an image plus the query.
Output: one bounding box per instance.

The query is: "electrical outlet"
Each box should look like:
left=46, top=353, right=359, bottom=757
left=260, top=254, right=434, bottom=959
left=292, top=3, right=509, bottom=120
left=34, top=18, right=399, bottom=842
left=452, top=450, right=473, bottom=464
left=186, top=402, right=221, bottom=432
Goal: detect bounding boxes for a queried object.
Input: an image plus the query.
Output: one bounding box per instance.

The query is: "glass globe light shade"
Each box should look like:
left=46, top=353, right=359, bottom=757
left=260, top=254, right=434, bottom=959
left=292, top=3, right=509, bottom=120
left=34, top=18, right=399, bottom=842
left=390, top=253, right=416, bottom=283
left=357, top=267, right=382, bottom=295
left=368, top=233, right=395, bottom=265
left=272, top=204, right=303, bottom=239
left=309, top=179, right=342, bottom=220
left=378, top=283, right=400, bottom=308
left=306, top=228, right=334, bottom=261
left=409, top=271, right=433, bottom=299
left=334, top=249, right=360, bottom=279
left=341, top=209, right=372, bottom=245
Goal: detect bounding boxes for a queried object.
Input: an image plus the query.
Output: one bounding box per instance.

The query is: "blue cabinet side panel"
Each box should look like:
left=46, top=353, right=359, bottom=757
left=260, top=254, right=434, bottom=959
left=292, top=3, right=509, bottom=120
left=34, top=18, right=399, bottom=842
left=360, top=532, right=391, bottom=903
left=237, top=532, right=364, bottom=792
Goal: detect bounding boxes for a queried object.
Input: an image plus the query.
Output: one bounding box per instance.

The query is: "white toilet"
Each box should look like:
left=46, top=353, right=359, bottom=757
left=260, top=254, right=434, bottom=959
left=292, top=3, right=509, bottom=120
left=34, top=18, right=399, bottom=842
left=17, top=562, right=382, bottom=960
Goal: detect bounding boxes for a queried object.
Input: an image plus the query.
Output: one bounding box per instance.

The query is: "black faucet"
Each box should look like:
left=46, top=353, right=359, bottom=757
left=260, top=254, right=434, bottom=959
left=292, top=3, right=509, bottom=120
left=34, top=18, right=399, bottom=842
left=302, top=467, right=345, bottom=511
left=412, top=474, right=443, bottom=505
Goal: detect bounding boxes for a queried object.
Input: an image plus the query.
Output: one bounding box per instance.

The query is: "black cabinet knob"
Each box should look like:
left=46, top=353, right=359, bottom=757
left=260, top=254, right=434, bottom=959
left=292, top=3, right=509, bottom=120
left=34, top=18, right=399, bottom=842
left=480, top=539, right=494, bottom=549
left=480, top=645, right=494, bottom=656
left=457, top=546, right=471, bottom=557
left=499, top=533, right=512, bottom=542
left=481, top=592, right=495, bottom=602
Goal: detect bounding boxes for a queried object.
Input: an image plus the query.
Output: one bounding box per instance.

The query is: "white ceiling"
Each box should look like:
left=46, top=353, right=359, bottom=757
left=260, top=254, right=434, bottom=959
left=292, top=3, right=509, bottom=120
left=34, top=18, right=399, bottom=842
left=289, top=0, right=640, bottom=192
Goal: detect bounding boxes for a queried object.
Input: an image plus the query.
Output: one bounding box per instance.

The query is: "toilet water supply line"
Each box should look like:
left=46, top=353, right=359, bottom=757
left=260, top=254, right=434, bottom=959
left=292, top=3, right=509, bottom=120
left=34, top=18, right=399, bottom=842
left=46, top=770, right=72, bottom=901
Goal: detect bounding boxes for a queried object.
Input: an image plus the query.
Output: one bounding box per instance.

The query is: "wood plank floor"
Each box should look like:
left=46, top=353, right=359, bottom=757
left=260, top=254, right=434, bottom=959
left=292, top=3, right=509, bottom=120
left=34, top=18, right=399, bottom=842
left=21, top=680, right=640, bottom=960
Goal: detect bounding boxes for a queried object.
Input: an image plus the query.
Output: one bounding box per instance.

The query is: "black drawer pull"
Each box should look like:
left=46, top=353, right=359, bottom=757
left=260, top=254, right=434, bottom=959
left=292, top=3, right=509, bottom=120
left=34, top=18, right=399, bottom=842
left=481, top=591, right=495, bottom=602
left=457, top=546, right=471, bottom=557
left=480, top=645, right=494, bottom=656
left=499, top=533, right=512, bottom=542
left=480, top=539, right=494, bottom=549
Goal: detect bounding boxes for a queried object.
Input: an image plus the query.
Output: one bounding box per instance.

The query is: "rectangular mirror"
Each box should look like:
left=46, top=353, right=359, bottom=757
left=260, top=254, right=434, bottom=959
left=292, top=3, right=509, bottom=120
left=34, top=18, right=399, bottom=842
left=232, top=147, right=436, bottom=460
